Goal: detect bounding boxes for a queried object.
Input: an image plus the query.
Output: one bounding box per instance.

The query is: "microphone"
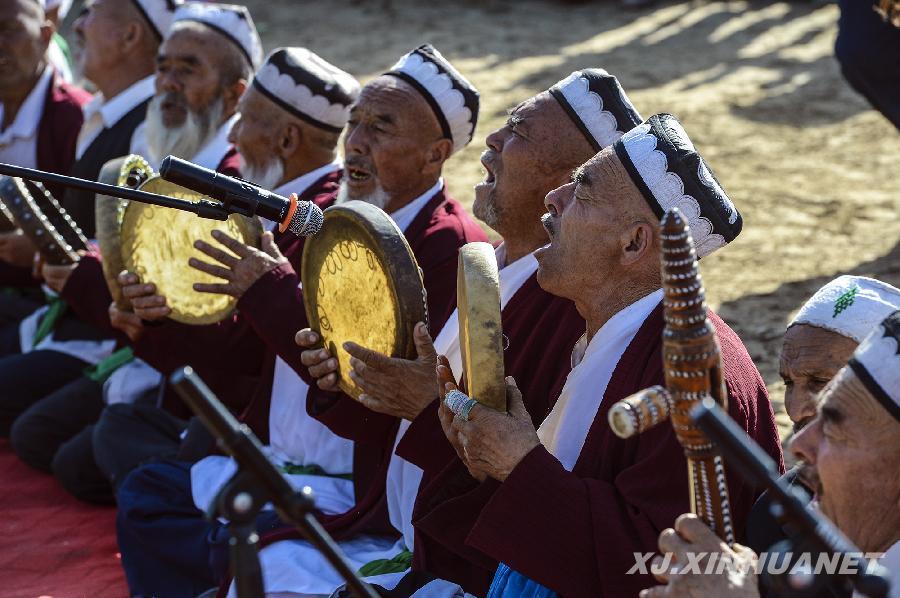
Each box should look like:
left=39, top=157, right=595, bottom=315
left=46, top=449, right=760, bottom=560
left=159, top=156, right=324, bottom=237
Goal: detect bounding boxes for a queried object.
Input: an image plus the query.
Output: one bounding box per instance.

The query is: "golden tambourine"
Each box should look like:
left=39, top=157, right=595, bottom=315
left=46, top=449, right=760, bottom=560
left=457, top=242, right=506, bottom=411
left=95, top=155, right=154, bottom=308
left=119, top=175, right=262, bottom=325
left=301, top=200, right=428, bottom=400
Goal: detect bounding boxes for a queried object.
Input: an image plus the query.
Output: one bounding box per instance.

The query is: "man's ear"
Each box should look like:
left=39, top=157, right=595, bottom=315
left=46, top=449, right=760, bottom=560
left=223, top=79, right=248, bottom=118
left=278, top=123, right=302, bottom=159
left=38, top=20, right=55, bottom=55
left=422, top=138, right=453, bottom=176
left=620, top=221, right=655, bottom=266
left=119, top=21, right=144, bottom=54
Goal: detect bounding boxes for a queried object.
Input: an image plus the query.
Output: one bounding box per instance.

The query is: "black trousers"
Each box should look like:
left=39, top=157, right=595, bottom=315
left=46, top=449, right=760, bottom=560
left=0, top=349, right=88, bottom=436
left=9, top=376, right=113, bottom=504
left=93, top=402, right=189, bottom=492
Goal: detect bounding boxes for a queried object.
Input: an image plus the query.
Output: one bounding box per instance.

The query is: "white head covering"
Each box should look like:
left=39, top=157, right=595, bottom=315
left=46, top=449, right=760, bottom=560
left=133, top=0, right=181, bottom=41
left=172, top=2, right=263, bottom=70
left=789, top=275, right=900, bottom=343
left=614, top=114, right=742, bottom=258
left=44, top=0, right=72, bottom=18
left=385, top=44, right=480, bottom=155
left=253, top=48, right=360, bottom=133
left=549, top=69, right=643, bottom=151
left=848, top=310, right=900, bottom=422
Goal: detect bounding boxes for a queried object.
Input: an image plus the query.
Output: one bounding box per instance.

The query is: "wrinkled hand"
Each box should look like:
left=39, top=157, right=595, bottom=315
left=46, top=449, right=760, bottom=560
left=190, top=230, right=287, bottom=298
left=41, top=261, right=78, bottom=293
left=0, top=230, right=37, bottom=267
left=109, top=302, right=145, bottom=342
left=640, top=514, right=760, bottom=598
left=444, top=374, right=538, bottom=482
left=343, top=321, right=437, bottom=420
left=436, top=357, right=486, bottom=481
left=296, top=328, right=340, bottom=392
left=118, top=271, right=171, bottom=321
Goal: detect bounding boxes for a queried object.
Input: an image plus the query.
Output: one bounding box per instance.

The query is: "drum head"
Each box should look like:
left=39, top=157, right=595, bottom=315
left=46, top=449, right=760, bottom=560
left=95, top=155, right=150, bottom=307
left=301, top=201, right=427, bottom=400
left=121, top=176, right=262, bottom=325
left=457, top=242, right=506, bottom=411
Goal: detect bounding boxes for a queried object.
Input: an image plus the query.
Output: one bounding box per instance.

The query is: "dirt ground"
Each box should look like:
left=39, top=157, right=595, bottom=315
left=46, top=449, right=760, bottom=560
left=225, top=1, right=900, bottom=435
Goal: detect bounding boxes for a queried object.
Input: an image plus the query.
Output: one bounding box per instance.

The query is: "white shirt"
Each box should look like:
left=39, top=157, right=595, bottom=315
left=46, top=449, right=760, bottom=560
left=537, top=288, right=664, bottom=470
left=0, top=67, right=53, bottom=169
left=76, top=75, right=155, bottom=160
left=387, top=244, right=539, bottom=551
left=389, top=178, right=444, bottom=232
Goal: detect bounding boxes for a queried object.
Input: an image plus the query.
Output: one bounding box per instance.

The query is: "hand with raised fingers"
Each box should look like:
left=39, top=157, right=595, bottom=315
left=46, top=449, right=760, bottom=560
left=118, top=270, right=171, bottom=321
left=190, top=230, right=287, bottom=298
left=296, top=328, right=340, bottom=392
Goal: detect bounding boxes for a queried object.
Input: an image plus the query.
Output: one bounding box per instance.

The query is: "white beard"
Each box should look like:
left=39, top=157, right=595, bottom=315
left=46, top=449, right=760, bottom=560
left=239, top=156, right=284, bottom=191
left=144, top=94, right=224, bottom=164
left=336, top=180, right=390, bottom=210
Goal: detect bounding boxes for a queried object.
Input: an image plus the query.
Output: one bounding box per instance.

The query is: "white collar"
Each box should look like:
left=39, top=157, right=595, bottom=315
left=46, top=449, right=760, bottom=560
left=190, top=113, right=239, bottom=170
left=273, top=158, right=342, bottom=199
left=389, top=177, right=443, bottom=233
left=0, top=67, right=53, bottom=144
left=495, top=242, right=540, bottom=306
left=572, top=288, right=665, bottom=369
left=83, top=75, right=155, bottom=129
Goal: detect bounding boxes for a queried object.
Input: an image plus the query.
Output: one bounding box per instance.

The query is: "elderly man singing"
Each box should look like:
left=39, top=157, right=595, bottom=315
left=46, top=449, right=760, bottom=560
left=436, top=115, right=784, bottom=597
left=642, top=310, right=900, bottom=598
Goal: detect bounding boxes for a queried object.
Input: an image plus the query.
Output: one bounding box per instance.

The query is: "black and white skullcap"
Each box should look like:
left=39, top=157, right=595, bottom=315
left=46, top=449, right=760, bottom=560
left=132, top=0, right=181, bottom=41
left=614, top=113, right=741, bottom=258
left=549, top=69, right=643, bottom=151
left=385, top=44, right=480, bottom=154
left=172, top=2, right=263, bottom=70
left=848, top=310, right=900, bottom=422
left=253, top=48, right=360, bottom=133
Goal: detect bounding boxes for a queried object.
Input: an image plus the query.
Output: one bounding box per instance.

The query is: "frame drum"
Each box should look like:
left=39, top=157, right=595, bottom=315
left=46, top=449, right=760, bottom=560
left=120, top=176, right=262, bottom=325
left=301, top=200, right=427, bottom=400
left=457, top=242, right=506, bottom=411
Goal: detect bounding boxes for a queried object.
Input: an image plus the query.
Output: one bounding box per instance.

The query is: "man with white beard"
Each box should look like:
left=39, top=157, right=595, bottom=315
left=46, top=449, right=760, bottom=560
left=8, top=2, right=264, bottom=503
left=134, top=1, right=264, bottom=173
left=112, top=44, right=488, bottom=597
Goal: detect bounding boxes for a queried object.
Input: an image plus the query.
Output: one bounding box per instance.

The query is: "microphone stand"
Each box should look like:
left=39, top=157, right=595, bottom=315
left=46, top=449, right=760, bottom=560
left=0, top=162, right=230, bottom=221
left=691, top=399, right=891, bottom=598
left=170, top=366, right=378, bottom=598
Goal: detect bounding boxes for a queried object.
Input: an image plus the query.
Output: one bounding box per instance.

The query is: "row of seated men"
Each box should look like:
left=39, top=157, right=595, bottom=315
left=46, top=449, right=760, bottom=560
left=0, top=0, right=897, bottom=596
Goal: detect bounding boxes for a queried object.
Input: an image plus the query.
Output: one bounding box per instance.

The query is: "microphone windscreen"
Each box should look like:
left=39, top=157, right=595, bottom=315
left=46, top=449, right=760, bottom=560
left=286, top=201, right=324, bottom=237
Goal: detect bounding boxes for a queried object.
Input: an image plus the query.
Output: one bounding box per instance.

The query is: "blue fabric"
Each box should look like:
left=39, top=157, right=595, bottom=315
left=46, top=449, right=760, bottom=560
left=487, top=563, right=557, bottom=598
left=116, top=460, right=223, bottom=598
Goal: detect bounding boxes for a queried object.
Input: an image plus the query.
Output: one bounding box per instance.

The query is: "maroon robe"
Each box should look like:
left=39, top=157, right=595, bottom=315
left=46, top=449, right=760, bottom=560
left=236, top=186, right=488, bottom=540
left=438, top=305, right=784, bottom=597
left=0, top=73, right=89, bottom=288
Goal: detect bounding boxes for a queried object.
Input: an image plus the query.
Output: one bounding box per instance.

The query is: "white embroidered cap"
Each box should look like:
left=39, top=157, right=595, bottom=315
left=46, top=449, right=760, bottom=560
left=549, top=69, right=643, bottom=151
left=385, top=44, right=480, bottom=154
left=133, top=0, right=181, bottom=41
left=789, top=275, right=900, bottom=342
left=614, top=113, right=741, bottom=259
left=172, top=2, right=263, bottom=70
left=848, top=310, right=900, bottom=422
left=44, top=0, right=73, bottom=18
left=253, top=48, right=360, bottom=133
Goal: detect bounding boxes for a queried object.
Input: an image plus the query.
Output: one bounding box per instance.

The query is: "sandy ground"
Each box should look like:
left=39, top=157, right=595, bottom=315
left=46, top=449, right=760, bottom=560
left=88, top=0, right=900, bottom=436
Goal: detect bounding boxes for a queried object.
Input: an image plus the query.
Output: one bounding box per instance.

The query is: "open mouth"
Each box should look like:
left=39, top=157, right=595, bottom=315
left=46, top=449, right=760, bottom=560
left=479, top=153, right=497, bottom=185
left=346, top=166, right=372, bottom=183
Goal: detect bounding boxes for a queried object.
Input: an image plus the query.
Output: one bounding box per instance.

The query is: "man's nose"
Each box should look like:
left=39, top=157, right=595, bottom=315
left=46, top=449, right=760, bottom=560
left=485, top=127, right=505, bottom=153
left=343, top=125, right=367, bottom=156
left=788, top=415, right=821, bottom=465
left=544, top=181, right=575, bottom=216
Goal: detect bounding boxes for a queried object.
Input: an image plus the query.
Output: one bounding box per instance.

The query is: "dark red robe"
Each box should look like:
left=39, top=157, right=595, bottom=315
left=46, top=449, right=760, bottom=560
left=444, top=305, right=784, bottom=597
left=0, top=73, right=89, bottom=288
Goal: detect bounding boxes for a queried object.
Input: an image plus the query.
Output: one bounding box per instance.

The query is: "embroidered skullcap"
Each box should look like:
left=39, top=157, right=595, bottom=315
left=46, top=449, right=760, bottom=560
left=44, top=0, right=72, bottom=18
left=253, top=48, right=360, bottom=133
left=789, top=276, right=900, bottom=343
left=848, top=310, right=900, bottom=422
left=549, top=69, right=643, bottom=151
left=614, top=113, right=741, bottom=258
left=385, top=44, right=480, bottom=154
left=133, top=0, right=181, bottom=41
left=172, top=2, right=263, bottom=70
